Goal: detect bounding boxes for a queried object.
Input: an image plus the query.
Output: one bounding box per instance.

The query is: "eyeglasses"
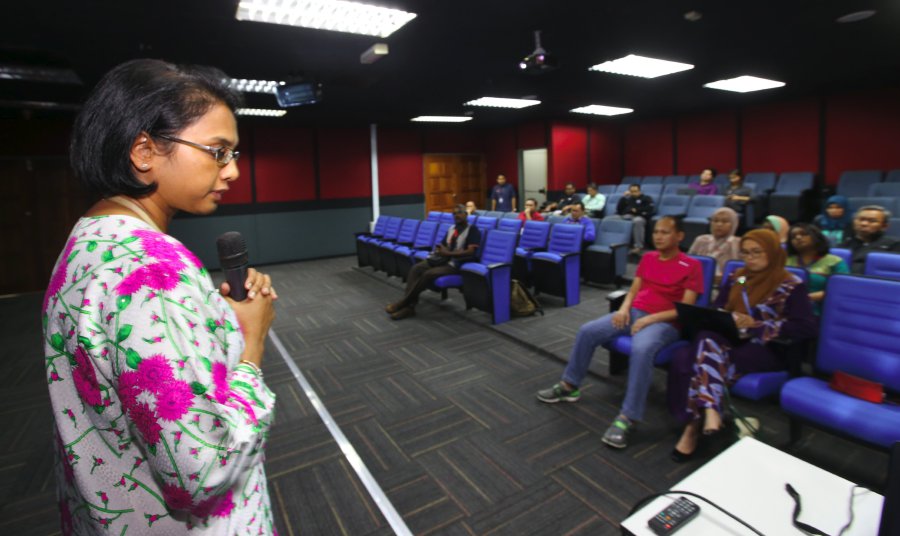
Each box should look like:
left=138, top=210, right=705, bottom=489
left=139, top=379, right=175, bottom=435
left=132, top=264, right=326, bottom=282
left=739, top=249, right=766, bottom=258
left=155, top=134, right=240, bottom=166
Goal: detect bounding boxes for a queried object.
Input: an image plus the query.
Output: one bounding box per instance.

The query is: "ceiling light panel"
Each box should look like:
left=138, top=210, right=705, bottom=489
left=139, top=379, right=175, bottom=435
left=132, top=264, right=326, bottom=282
left=410, top=116, right=472, bottom=123
left=236, top=0, right=417, bottom=38
left=570, top=105, right=633, bottom=116
left=464, top=97, right=540, bottom=109
left=236, top=108, right=287, bottom=117
left=703, top=76, right=785, bottom=93
left=589, top=54, right=694, bottom=78
left=228, top=78, right=285, bottom=94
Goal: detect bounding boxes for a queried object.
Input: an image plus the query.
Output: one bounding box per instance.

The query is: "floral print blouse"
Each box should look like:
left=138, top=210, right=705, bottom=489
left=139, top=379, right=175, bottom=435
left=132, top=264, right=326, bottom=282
left=43, top=215, right=277, bottom=534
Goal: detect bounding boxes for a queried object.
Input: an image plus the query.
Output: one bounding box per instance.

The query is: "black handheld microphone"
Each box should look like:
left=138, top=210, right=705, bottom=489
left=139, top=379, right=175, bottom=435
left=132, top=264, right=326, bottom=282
left=217, top=231, right=249, bottom=301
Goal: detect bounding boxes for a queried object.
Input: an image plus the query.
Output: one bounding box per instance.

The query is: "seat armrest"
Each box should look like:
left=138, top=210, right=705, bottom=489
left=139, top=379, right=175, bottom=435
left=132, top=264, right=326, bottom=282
left=606, top=289, right=628, bottom=311
left=768, top=336, right=808, bottom=377
left=355, top=231, right=372, bottom=237
left=558, top=251, right=581, bottom=259
left=609, top=242, right=629, bottom=250
left=486, top=262, right=512, bottom=271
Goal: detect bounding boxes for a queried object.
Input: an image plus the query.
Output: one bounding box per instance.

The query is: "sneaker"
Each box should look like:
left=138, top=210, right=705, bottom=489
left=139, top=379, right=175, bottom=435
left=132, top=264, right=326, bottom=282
left=390, top=306, right=415, bottom=320
left=385, top=302, right=404, bottom=314
left=536, top=383, right=581, bottom=403
left=602, top=416, right=632, bottom=449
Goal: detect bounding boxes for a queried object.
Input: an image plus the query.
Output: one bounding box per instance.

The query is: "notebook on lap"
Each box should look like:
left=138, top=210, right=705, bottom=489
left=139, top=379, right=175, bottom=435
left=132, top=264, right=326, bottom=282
left=675, top=302, right=741, bottom=343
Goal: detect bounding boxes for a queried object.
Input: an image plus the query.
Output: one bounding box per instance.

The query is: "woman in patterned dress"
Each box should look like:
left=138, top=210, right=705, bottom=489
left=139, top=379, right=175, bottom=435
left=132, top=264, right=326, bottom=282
left=666, top=229, right=817, bottom=462
left=43, top=59, right=278, bottom=534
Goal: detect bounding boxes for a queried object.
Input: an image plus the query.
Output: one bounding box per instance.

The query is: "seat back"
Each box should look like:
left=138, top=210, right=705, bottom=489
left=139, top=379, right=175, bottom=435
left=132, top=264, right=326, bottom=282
left=721, top=260, right=808, bottom=286
left=547, top=223, right=584, bottom=254
left=597, top=185, right=616, bottom=195
left=474, top=209, right=487, bottom=216
left=439, top=212, right=454, bottom=223
left=596, top=217, right=632, bottom=246
left=615, top=183, right=632, bottom=193
left=775, top=172, right=814, bottom=193
left=497, top=218, right=523, bottom=233
left=381, top=217, right=403, bottom=240
left=687, top=174, right=700, bottom=184
left=547, top=215, right=567, bottom=225
left=479, top=230, right=518, bottom=265
left=642, top=175, right=663, bottom=185
left=467, top=214, right=478, bottom=225
left=371, top=215, right=390, bottom=236
left=815, top=274, right=900, bottom=392
left=426, top=211, right=442, bottom=222
left=886, top=169, right=900, bottom=183
left=864, top=252, right=900, bottom=280
left=502, top=212, right=520, bottom=219
left=486, top=211, right=504, bottom=219
left=891, top=219, right=900, bottom=239
left=656, top=194, right=691, bottom=217
left=745, top=172, right=777, bottom=192
left=662, top=183, right=685, bottom=195
left=605, top=193, right=624, bottom=216
left=691, top=255, right=717, bottom=307
left=663, top=175, right=687, bottom=185
left=475, top=216, right=498, bottom=234
left=412, top=221, right=439, bottom=248
left=869, top=182, right=900, bottom=197
left=432, top=222, right=453, bottom=247
left=848, top=196, right=895, bottom=215
left=395, top=218, right=420, bottom=244
left=622, top=175, right=641, bottom=185
left=830, top=248, right=851, bottom=266
left=640, top=184, right=662, bottom=196
left=519, top=220, right=551, bottom=249
left=686, top=195, right=726, bottom=219
left=837, top=169, right=883, bottom=197
left=713, top=173, right=731, bottom=194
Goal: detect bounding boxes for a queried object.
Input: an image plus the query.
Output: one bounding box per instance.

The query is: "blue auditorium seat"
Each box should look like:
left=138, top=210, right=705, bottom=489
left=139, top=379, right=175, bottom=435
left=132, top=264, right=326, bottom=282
left=869, top=182, right=900, bottom=197
left=837, top=169, right=884, bottom=197
left=745, top=172, right=777, bottom=193
left=413, top=222, right=453, bottom=263
left=830, top=248, right=852, bottom=267
left=356, top=214, right=390, bottom=268
left=781, top=274, right=900, bottom=450
left=713, top=173, right=731, bottom=194
left=439, top=212, right=454, bottom=224
left=681, top=195, right=726, bottom=247
left=640, top=184, right=662, bottom=197
left=426, top=211, right=442, bottom=222
left=485, top=211, right=504, bottom=219
left=886, top=169, right=900, bottom=183
left=603, top=193, right=624, bottom=218
left=615, top=183, right=632, bottom=193
left=392, top=220, right=438, bottom=281
left=642, top=175, right=663, bottom=185
left=848, top=196, right=895, bottom=215
left=597, top=185, right=616, bottom=195
left=460, top=230, right=518, bottom=324
left=621, top=175, right=641, bottom=185
left=474, top=209, right=487, bottom=216
left=864, top=252, right=900, bottom=280
left=502, top=212, right=520, bottom=220
left=512, top=220, right=551, bottom=285
left=769, top=171, right=814, bottom=223
left=467, top=214, right=478, bottom=225
left=531, top=224, right=583, bottom=306
left=583, top=217, right=633, bottom=285
left=378, top=218, right=419, bottom=277
left=663, top=175, right=687, bottom=185
left=547, top=215, right=567, bottom=225
left=497, top=218, right=523, bottom=233
left=652, top=194, right=691, bottom=221
left=369, top=217, right=405, bottom=272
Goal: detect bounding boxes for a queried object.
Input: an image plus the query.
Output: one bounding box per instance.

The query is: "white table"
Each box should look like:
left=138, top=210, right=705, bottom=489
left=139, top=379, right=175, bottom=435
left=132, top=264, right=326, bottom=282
left=620, top=437, right=884, bottom=535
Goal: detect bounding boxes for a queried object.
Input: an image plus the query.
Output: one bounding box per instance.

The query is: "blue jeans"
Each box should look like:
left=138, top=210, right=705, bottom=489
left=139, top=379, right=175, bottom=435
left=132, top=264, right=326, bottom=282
left=561, top=308, right=679, bottom=421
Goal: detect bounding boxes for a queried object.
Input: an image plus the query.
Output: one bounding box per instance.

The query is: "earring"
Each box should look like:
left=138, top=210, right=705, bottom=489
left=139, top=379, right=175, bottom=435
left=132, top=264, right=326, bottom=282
left=141, top=163, right=149, bottom=169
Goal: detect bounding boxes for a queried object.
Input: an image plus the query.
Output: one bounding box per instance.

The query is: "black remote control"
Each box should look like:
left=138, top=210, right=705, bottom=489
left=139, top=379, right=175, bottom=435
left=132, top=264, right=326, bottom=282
left=647, top=496, right=700, bottom=535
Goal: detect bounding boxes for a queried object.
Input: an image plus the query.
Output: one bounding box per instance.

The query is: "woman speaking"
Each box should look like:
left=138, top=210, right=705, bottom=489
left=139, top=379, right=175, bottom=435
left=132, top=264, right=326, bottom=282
left=43, top=59, right=278, bottom=534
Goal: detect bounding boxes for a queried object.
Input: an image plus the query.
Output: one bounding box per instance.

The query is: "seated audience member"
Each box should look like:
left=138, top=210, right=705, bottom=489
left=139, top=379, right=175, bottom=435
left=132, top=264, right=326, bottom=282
left=840, top=205, right=900, bottom=274
left=723, top=169, right=752, bottom=218
left=612, top=183, right=655, bottom=255
left=518, top=198, right=545, bottom=222
left=688, top=207, right=741, bottom=281
left=537, top=216, right=704, bottom=449
left=465, top=200, right=477, bottom=215
left=490, top=174, right=517, bottom=212
left=563, top=202, right=596, bottom=243
left=813, top=195, right=852, bottom=247
left=667, top=229, right=816, bottom=462
left=582, top=183, right=607, bottom=217
left=542, top=183, right=580, bottom=214
left=786, top=223, right=849, bottom=315
left=384, top=204, right=481, bottom=320
left=761, top=215, right=789, bottom=247
left=688, top=168, right=718, bottom=195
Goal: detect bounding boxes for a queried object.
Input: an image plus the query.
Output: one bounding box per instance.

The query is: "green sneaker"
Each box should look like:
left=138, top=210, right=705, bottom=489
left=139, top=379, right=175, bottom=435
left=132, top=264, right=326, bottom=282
left=536, top=383, right=581, bottom=403
left=602, top=416, right=633, bottom=449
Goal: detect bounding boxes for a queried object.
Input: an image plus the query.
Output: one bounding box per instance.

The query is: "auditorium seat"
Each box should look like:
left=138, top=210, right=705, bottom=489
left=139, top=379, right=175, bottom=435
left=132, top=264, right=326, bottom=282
left=681, top=195, right=726, bottom=247
left=439, top=212, right=454, bottom=224
left=663, top=175, right=687, bottom=185
left=713, top=173, right=731, bottom=194
left=356, top=214, right=390, bottom=268
left=603, top=193, right=624, bottom=218
left=582, top=217, right=633, bottom=286
left=426, top=211, right=442, bottom=222
left=769, top=171, right=814, bottom=223
left=722, top=259, right=808, bottom=285
left=531, top=224, right=584, bottom=306
left=502, top=212, right=520, bottom=219
left=781, top=274, right=900, bottom=450
left=640, top=184, right=662, bottom=197
left=474, top=209, right=487, bottom=216
left=412, top=222, right=453, bottom=263
left=486, top=211, right=504, bottom=219
left=837, top=169, right=883, bottom=197
left=597, top=185, right=616, bottom=195
left=848, top=196, right=895, bottom=215
left=745, top=172, right=777, bottom=193
left=869, top=182, right=900, bottom=197
left=830, top=248, right=852, bottom=267
left=642, top=175, right=663, bottom=185
left=512, top=220, right=551, bottom=285
left=460, top=229, right=518, bottom=324
left=886, top=169, right=900, bottom=183
left=621, top=175, right=641, bottom=185
left=360, top=216, right=399, bottom=270
left=370, top=217, right=408, bottom=272
left=864, top=252, right=900, bottom=280
left=547, top=214, right=567, bottom=225
left=392, top=220, right=438, bottom=281
left=615, top=183, right=632, bottom=193
left=652, top=195, right=691, bottom=221
left=377, top=218, right=419, bottom=277
left=497, top=218, right=523, bottom=233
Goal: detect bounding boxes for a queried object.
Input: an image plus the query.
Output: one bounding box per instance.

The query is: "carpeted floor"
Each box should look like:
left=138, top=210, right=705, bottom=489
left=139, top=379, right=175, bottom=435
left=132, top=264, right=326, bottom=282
left=0, top=255, right=889, bottom=535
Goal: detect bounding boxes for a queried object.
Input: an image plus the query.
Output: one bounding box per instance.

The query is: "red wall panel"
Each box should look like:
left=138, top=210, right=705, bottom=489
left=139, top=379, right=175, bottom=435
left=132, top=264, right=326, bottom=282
left=517, top=122, right=548, bottom=149
left=377, top=127, right=423, bottom=196
left=825, top=88, right=900, bottom=184
left=422, top=128, right=484, bottom=153
left=484, top=127, right=519, bottom=187
left=676, top=111, right=737, bottom=175
left=742, top=99, right=819, bottom=175
left=589, top=123, right=623, bottom=184
left=549, top=124, right=588, bottom=190
left=624, top=119, right=673, bottom=176
left=252, top=126, right=316, bottom=203
left=318, top=127, right=371, bottom=199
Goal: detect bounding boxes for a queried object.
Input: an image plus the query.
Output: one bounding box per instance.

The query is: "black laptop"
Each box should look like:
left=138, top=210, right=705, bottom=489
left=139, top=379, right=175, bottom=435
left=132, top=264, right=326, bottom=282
left=675, top=302, right=742, bottom=343
left=879, top=441, right=900, bottom=536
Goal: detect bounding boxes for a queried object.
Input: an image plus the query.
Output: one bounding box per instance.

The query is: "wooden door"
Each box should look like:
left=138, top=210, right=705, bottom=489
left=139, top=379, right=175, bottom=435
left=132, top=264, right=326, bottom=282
left=423, top=154, right=486, bottom=214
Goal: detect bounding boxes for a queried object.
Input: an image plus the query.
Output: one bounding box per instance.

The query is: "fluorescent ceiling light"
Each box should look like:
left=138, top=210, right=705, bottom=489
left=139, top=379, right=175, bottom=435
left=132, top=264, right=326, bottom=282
left=236, top=108, right=287, bottom=117
left=235, top=0, right=417, bottom=38
left=571, top=105, right=633, bottom=116
left=410, top=116, right=472, bottom=123
left=0, top=65, right=82, bottom=85
left=464, top=97, right=540, bottom=109
left=589, top=54, right=694, bottom=78
left=229, top=78, right=285, bottom=94
left=703, top=75, right=785, bottom=93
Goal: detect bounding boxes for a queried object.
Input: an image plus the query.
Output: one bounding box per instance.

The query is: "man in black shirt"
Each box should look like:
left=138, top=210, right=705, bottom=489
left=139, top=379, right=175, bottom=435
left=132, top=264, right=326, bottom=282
left=542, top=182, right=580, bottom=214
left=613, top=184, right=656, bottom=254
left=385, top=204, right=481, bottom=320
left=840, top=205, right=900, bottom=273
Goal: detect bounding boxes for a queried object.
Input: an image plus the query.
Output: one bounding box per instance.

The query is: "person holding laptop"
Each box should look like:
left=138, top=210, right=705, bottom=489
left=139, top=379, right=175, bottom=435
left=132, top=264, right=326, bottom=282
left=667, top=229, right=817, bottom=462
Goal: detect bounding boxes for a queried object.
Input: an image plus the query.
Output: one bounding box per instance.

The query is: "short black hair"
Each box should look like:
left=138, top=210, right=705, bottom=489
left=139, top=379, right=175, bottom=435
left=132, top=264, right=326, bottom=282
left=787, top=223, right=830, bottom=257
left=629, top=183, right=641, bottom=190
left=453, top=204, right=467, bottom=213
left=657, top=215, right=684, bottom=233
left=565, top=182, right=576, bottom=189
left=703, top=167, right=718, bottom=177
left=729, top=168, right=743, bottom=179
left=587, top=182, right=598, bottom=190
left=70, top=58, right=243, bottom=197
left=572, top=201, right=585, bottom=211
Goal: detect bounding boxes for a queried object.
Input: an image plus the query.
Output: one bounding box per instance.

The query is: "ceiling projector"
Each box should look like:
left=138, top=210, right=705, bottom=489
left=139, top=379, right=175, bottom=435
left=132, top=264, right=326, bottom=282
left=519, top=30, right=557, bottom=74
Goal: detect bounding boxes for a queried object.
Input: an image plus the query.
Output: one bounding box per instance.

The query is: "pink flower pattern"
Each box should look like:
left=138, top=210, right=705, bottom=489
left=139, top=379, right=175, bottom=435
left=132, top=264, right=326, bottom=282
left=43, top=216, right=276, bottom=534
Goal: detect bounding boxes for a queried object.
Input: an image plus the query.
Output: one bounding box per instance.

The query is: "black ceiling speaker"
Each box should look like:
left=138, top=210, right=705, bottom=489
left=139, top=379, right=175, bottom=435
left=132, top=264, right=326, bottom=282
left=519, top=30, right=557, bottom=74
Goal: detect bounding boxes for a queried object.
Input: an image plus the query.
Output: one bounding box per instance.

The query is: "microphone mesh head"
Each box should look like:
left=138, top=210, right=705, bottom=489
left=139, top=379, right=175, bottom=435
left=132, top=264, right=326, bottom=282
left=216, top=231, right=248, bottom=269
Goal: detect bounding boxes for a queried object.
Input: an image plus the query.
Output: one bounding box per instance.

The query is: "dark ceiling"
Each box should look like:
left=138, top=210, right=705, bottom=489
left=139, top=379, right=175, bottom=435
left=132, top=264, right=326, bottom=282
left=1, top=0, right=898, bottom=127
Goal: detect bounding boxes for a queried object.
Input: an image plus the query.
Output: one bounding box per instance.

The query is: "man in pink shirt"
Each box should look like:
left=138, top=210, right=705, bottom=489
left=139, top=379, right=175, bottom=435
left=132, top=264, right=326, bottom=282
left=537, top=216, right=704, bottom=449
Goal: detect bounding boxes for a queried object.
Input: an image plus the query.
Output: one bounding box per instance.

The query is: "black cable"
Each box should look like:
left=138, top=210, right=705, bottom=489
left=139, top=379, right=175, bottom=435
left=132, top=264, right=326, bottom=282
left=835, top=485, right=863, bottom=536
left=629, top=489, right=766, bottom=536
